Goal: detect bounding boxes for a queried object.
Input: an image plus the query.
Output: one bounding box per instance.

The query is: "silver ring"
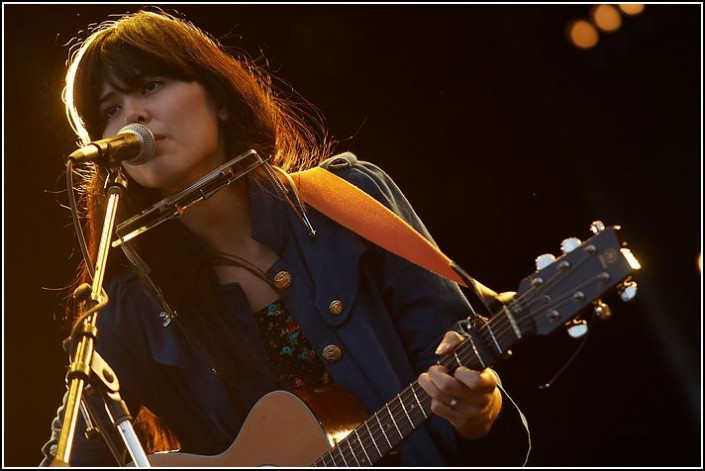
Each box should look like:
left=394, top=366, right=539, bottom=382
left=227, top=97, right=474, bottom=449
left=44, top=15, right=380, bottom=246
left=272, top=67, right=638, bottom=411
left=449, top=397, right=458, bottom=408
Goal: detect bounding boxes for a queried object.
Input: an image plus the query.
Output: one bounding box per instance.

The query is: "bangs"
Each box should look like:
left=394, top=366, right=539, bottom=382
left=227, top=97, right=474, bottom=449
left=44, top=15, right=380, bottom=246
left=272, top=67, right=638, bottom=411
left=73, top=33, right=197, bottom=137
left=101, top=44, right=188, bottom=91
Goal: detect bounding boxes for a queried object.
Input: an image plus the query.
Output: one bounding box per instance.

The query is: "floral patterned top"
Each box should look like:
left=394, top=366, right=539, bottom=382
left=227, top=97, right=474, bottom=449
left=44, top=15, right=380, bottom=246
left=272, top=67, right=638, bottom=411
left=254, top=299, right=331, bottom=390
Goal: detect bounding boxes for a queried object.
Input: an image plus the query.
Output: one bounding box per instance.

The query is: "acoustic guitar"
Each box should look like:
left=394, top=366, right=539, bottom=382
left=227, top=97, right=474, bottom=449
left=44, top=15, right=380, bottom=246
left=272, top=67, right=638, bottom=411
left=141, top=224, right=640, bottom=467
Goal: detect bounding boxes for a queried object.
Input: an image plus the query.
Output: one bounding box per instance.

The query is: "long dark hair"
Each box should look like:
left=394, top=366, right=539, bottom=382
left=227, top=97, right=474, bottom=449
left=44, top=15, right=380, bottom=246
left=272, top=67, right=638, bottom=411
left=62, top=9, right=333, bottom=452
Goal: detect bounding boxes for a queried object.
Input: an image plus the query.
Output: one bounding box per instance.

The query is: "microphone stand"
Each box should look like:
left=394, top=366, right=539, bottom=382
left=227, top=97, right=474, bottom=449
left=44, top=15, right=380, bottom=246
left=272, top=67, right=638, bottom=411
left=51, top=167, right=150, bottom=467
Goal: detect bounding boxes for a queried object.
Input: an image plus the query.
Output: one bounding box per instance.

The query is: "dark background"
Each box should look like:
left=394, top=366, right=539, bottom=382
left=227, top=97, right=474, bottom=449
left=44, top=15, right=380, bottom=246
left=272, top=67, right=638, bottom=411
left=4, top=4, right=701, bottom=467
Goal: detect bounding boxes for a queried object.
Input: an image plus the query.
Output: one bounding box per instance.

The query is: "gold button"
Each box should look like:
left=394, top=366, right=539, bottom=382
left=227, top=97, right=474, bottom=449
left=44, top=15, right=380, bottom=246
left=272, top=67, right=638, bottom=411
left=273, top=271, right=293, bottom=290
left=322, top=344, right=343, bottom=362
left=328, top=300, right=344, bottom=315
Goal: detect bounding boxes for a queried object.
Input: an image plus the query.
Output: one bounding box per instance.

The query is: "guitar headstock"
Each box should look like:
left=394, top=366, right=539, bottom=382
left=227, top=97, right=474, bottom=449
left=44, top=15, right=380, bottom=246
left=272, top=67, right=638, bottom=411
left=515, top=222, right=640, bottom=338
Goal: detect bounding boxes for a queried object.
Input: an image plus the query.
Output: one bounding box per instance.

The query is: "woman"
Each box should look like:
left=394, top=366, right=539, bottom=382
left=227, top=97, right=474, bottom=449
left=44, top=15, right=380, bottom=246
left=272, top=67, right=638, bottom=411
left=42, top=9, right=529, bottom=466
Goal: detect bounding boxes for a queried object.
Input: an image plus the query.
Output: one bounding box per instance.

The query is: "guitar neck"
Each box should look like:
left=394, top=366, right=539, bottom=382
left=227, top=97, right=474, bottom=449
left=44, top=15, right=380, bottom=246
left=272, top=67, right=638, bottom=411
left=312, top=305, right=528, bottom=467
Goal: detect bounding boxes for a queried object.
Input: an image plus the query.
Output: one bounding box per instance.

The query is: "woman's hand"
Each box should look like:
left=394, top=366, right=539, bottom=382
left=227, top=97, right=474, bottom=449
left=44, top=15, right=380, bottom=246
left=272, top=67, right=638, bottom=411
left=418, top=330, right=503, bottom=440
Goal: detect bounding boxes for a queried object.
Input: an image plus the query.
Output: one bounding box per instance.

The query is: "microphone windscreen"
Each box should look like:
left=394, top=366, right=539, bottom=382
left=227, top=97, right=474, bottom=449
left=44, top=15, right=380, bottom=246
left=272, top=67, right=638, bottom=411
left=120, top=123, right=155, bottom=165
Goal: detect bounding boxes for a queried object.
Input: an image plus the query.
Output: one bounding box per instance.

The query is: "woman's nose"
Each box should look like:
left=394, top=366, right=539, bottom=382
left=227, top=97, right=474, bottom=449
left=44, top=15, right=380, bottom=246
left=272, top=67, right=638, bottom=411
left=123, top=98, right=150, bottom=124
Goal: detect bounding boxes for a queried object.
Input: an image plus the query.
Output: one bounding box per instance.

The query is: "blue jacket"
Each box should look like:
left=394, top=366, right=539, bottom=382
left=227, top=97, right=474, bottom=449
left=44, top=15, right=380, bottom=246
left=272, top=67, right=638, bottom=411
left=42, top=153, right=529, bottom=466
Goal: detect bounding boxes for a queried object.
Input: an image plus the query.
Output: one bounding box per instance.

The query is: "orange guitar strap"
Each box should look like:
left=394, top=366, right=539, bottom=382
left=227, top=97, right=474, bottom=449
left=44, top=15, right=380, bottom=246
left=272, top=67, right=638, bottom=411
left=290, top=167, right=470, bottom=288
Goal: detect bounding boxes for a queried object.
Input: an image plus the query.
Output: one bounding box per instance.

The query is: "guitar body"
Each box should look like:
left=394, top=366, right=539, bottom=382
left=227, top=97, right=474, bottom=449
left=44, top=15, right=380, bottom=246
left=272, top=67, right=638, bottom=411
left=144, top=385, right=369, bottom=467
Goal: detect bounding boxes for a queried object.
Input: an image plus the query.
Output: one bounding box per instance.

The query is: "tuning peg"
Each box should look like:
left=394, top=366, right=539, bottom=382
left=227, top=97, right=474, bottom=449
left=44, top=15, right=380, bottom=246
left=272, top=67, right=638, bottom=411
left=535, top=253, right=556, bottom=270
left=590, top=220, right=606, bottom=234
left=593, top=300, right=612, bottom=320
left=619, top=280, right=638, bottom=302
left=566, top=319, right=589, bottom=338
left=560, top=237, right=582, bottom=254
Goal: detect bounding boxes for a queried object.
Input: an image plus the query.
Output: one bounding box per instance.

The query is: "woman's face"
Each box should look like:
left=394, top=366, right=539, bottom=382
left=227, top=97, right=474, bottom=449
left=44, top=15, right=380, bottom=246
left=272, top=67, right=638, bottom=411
left=99, top=76, right=227, bottom=195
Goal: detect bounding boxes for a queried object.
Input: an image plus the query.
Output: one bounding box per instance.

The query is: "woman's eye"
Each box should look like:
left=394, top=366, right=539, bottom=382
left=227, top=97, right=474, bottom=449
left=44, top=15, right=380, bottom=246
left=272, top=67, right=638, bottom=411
left=143, top=81, right=163, bottom=93
left=103, top=105, right=120, bottom=119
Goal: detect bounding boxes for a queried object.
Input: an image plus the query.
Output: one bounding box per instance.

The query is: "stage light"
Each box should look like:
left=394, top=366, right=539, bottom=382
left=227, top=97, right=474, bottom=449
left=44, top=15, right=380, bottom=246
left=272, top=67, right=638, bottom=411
left=567, top=20, right=599, bottom=49
left=618, top=4, right=645, bottom=15
left=591, top=4, right=623, bottom=33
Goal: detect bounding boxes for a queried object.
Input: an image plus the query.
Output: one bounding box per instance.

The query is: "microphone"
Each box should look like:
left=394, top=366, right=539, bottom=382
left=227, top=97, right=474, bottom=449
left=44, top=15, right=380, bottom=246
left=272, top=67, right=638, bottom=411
left=68, top=123, right=156, bottom=165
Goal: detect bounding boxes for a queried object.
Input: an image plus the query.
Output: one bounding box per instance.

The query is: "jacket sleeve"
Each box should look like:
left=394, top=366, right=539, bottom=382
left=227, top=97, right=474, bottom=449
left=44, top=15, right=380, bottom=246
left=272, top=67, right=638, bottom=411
left=320, top=153, right=531, bottom=466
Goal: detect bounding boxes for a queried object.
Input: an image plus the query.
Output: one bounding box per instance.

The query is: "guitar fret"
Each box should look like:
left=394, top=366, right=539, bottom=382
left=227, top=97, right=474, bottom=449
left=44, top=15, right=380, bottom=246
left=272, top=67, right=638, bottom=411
left=320, top=451, right=333, bottom=467
left=346, top=435, right=361, bottom=466
left=365, top=420, right=383, bottom=459
left=337, top=440, right=349, bottom=466
left=398, top=393, right=414, bottom=428
left=411, top=383, right=428, bottom=419
left=466, top=334, right=487, bottom=368
left=354, top=429, right=372, bottom=466
left=494, top=314, right=518, bottom=353
left=386, top=402, right=403, bottom=439
left=402, top=388, right=424, bottom=425
left=374, top=410, right=393, bottom=448
left=483, top=319, right=503, bottom=355
left=453, top=350, right=464, bottom=369
left=503, top=305, right=523, bottom=339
